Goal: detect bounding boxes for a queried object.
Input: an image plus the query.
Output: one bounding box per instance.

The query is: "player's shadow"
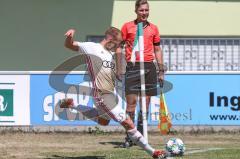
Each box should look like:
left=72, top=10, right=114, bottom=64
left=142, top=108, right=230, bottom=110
left=46, top=155, right=106, bottom=159
left=99, top=141, right=125, bottom=148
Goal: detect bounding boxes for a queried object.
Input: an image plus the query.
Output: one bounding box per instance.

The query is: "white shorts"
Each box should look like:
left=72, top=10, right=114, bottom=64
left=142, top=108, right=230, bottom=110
left=94, top=92, right=126, bottom=123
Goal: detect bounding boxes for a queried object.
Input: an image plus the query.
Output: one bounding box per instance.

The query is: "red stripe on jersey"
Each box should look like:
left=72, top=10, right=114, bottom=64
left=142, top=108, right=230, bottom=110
left=85, top=56, right=117, bottom=121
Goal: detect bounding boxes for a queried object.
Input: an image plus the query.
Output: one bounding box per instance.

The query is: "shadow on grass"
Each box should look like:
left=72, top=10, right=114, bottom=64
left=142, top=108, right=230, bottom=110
left=99, top=141, right=126, bottom=148
left=46, top=155, right=106, bottom=159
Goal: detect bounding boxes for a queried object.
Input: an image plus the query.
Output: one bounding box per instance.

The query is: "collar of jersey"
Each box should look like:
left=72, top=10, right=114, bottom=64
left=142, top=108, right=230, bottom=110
left=98, top=43, right=114, bottom=56
left=134, top=19, right=150, bottom=28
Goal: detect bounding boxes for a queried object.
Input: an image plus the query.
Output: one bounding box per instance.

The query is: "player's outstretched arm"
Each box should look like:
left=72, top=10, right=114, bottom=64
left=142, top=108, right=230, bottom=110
left=64, top=29, right=79, bottom=52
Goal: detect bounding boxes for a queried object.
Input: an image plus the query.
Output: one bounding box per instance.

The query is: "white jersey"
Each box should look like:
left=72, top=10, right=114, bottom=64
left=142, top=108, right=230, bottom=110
left=76, top=42, right=126, bottom=123
left=77, top=42, right=116, bottom=93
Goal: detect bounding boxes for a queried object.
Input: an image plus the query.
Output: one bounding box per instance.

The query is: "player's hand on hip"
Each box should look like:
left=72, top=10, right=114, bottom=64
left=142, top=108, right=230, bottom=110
left=65, top=29, right=75, bottom=38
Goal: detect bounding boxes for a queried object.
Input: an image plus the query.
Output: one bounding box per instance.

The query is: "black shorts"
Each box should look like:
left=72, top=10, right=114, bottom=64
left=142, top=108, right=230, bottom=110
left=125, top=62, right=157, bottom=96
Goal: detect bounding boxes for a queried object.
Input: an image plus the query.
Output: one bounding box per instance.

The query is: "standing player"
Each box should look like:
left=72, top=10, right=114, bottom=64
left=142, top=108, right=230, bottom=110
left=121, top=0, right=165, bottom=147
left=61, top=27, right=167, bottom=159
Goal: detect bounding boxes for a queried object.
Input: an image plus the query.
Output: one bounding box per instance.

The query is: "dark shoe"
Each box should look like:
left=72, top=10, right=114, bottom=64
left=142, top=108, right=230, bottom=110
left=120, top=136, right=134, bottom=148
left=59, top=98, right=74, bottom=108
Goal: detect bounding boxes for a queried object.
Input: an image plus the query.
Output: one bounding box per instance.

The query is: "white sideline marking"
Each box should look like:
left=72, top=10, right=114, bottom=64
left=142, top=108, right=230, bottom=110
left=166, top=148, right=224, bottom=159
left=185, top=148, right=224, bottom=154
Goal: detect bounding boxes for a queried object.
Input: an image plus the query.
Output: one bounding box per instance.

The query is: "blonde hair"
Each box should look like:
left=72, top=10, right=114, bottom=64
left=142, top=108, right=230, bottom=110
left=105, top=27, right=122, bottom=41
left=135, top=0, right=148, bottom=11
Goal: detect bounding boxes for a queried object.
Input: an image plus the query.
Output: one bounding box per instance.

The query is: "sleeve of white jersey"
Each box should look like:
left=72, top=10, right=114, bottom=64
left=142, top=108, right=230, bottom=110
left=76, top=42, right=89, bottom=54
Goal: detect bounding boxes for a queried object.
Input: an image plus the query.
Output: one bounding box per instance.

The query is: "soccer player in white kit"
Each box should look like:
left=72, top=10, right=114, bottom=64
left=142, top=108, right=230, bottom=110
left=62, top=27, right=167, bottom=159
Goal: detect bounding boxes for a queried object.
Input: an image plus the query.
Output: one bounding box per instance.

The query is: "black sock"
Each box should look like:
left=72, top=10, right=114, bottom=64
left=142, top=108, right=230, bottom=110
left=137, top=111, right=148, bottom=135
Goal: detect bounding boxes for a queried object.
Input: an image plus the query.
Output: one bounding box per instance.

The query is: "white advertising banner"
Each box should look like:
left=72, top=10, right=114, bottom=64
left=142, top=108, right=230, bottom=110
left=0, top=75, right=30, bottom=125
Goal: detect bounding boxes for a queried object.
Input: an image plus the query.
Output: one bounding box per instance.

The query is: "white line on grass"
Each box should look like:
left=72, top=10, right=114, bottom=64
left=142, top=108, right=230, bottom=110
left=166, top=148, right=224, bottom=159
left=185, top=148, right=224, bottom=154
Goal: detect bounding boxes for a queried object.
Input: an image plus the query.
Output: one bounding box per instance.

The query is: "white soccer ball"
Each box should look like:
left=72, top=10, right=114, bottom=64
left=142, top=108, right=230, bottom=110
left=166, top=138, right=185, bottom=156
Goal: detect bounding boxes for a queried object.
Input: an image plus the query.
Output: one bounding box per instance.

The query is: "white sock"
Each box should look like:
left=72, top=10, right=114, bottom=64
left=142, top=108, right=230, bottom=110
left=127, top=128, right=155, bottom=155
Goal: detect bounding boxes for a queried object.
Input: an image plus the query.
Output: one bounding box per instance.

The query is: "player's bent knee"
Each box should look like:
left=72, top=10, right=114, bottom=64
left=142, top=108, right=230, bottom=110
left=126, top=95, right=137, bottom=105
left=127, top=101, right=137, bottom=107
left=121, top=119, right=135, bottom=130
left=126, top=101, right=137, bottom=112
